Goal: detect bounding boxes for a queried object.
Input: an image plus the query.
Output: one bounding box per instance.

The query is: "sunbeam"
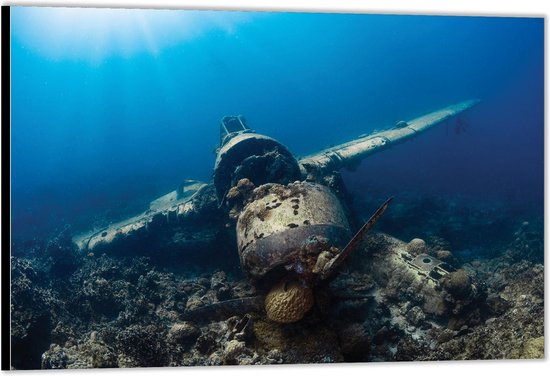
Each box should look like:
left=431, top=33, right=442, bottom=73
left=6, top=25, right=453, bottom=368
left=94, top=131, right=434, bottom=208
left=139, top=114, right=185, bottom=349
left=11, top=7, right=254, bottom=63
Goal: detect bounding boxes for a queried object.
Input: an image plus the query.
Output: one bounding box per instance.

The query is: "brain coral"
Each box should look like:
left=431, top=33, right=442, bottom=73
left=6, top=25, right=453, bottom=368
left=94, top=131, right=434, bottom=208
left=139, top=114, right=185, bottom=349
left=265, top=280, right=314, bottom=323
left=406, top=238, right=427, bottom=255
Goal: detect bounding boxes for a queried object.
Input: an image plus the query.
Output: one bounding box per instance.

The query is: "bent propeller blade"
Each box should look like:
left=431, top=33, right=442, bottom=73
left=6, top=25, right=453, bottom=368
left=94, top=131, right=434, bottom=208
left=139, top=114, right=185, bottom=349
left=320, top=196, right=393, bottom=280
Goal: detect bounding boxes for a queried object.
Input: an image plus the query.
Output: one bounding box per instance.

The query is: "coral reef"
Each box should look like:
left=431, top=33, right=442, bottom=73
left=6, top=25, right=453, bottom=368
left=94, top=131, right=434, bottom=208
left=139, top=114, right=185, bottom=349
left=11, top=257, right=53, bottom=369
left=421, top=260, right=544, bottom=360
left=353, top=192, right=543, bottom=262
left=10, top=198, right=545, bottom=368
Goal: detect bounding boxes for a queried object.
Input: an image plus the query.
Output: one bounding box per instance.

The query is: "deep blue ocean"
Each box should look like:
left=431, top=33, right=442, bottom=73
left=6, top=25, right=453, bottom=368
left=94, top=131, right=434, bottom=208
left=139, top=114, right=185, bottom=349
left=11, top=8, right=544, bottom=249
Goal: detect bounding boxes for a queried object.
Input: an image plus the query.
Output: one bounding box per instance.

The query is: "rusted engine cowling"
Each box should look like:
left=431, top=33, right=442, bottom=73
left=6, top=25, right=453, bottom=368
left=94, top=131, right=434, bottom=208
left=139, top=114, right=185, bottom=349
left=213, top=132, right=302, bottom=202
left=236, top=181, right=352, bottom=284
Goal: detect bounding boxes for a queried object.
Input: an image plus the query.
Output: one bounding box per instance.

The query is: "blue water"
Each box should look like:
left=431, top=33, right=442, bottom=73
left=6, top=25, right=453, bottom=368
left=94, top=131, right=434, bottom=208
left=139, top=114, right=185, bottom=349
left=10, top=8, right=544, bottom=242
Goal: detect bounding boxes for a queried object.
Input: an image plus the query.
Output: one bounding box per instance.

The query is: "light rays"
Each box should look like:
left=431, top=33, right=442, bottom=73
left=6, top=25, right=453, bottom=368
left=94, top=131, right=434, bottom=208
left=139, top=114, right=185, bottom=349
left=11, top=7, right=254, bottom=63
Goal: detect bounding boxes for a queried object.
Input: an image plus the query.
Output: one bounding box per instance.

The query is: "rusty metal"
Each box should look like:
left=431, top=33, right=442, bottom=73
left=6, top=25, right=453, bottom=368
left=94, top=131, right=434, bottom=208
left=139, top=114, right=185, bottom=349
left=320, top=197, right=393, bottom=280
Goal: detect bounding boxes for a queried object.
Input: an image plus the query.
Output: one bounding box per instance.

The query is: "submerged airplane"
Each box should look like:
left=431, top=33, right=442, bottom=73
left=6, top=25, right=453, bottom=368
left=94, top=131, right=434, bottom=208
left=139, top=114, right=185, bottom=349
left=74, top=99, right=479, bottom=323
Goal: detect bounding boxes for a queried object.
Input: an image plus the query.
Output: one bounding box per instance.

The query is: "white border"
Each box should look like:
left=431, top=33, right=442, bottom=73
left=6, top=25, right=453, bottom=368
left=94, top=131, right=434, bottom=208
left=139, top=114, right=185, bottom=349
left=0, top=0, right=547, bottom=16
left=0, top=1, right=547, bottom=375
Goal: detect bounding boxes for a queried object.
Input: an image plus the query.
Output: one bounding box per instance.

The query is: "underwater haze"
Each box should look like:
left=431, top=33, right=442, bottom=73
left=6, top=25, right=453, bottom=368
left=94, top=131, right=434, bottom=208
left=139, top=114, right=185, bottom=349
left=11, top=8, right=543, bottom=250
left=8, top=7, right=546, bottom=369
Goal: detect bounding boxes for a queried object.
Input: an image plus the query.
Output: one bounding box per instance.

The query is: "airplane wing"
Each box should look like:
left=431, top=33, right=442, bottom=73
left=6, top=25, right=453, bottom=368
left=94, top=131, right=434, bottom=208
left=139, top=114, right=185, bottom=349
left=299, top=99, right=480, bottom=176
left=72, top=180, right=220, bottom=255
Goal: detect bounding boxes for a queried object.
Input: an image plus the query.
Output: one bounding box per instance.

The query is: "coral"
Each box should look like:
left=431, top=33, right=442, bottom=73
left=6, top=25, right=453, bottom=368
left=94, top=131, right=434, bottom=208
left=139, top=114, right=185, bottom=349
left=210, top=271, right=227, bottom=289
left=9, top=200, right=545, bottom=369
left=41, top=332, right=117, bottom=369
left=195, top=330, right=219, bottom=355
left=41, top=344, right=69, bottom=369
left=520, top=336, right=544, bottom=359
left=253, top=318, right=344, bottom=363
left=252, top=320, right=287, bottom=351
left=435, top=250, right=454, bottom=263
left=507, top=221, right=544, bottom=263
left=226, top=187, right=240, bottom=200
left=422, top=260, right=543, bottom=361
left=264, top=281, right=314, bottom=323
left=226, top=178, right=256, bottom=219
left=405, top=238, right=427, bottom=255
left=227, top=178, right=255, bottom=199
left=338, top=323, right=370, bottom=361
left=11, top=257, right=53, bottom=369
left=405, top=306, right=426, bottom=326
left=87, top=343, right=117, bottom=368
left=222, top=340, right=249, bottom=364
left=167, top=322, right=201, bottom=348
left=210, top=271, right=233, bottom=300
left=441, top=269, right=472, bottom=299
left=114, top=324, right=168, bottom=367
left=44, top=226, right=82, bottom=277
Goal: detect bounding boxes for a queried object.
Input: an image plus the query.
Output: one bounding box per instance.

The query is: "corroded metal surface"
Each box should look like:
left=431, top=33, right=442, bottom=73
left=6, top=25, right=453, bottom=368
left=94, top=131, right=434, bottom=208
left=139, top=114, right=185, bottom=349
left=213, top=132, right=301, bottom=201
left=73, top=181, right=210, bottom=252
left=236, top=182, right=351, bottom=279
left=72, top=100, right=479, bottom=265
left=407, top=254, right=455, bottom=282
left=299, top=99, right=479, bottom=175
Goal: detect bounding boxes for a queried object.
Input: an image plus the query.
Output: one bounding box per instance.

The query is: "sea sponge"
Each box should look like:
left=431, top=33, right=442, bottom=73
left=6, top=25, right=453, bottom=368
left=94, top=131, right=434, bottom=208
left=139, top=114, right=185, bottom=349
left=406, top=238, right=427, bottom=255
left=265, top=280, right=314, bottom=323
